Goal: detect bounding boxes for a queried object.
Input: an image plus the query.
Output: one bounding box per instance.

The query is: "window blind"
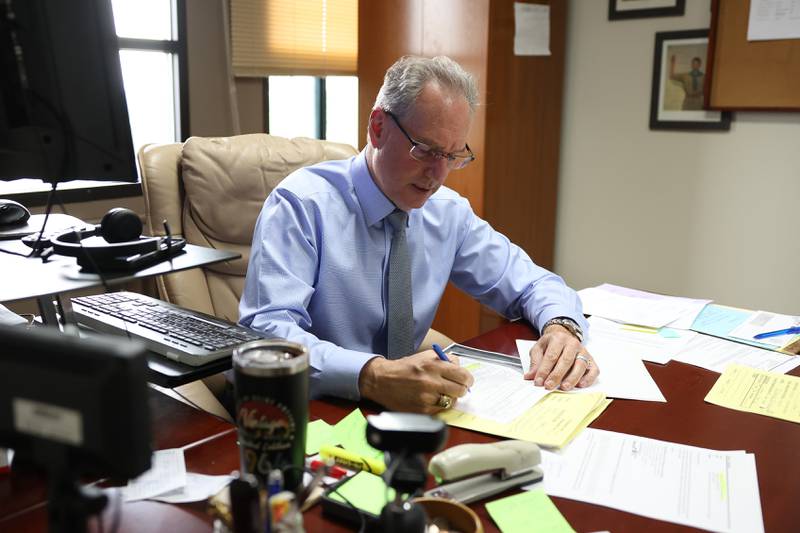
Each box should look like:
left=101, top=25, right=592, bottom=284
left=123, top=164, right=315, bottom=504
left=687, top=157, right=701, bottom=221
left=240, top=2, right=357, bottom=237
left=231, top=0, right=357, bottom=77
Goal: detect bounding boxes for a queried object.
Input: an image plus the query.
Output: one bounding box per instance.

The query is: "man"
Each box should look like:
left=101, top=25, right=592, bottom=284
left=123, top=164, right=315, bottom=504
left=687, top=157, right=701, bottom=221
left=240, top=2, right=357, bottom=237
left=240, top=56, right=598, bottom=414
left=669, top=55, right=705, bottom=111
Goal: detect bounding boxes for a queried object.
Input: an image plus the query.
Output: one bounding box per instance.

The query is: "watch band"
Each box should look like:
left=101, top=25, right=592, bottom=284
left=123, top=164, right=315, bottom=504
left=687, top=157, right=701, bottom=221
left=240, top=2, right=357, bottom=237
left=542, top=317, right=584, bottom=343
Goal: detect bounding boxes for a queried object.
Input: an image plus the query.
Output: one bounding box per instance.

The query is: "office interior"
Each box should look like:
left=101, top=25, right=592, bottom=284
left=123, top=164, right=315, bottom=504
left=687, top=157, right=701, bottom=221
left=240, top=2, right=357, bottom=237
left=2, top=1, right=799, bottom=532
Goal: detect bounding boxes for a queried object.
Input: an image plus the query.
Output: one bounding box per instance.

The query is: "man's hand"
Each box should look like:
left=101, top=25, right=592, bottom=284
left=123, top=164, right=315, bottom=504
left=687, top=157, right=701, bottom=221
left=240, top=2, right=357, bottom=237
left=358, top=350, right=474, bottom=414
left=524, top=325, right=599, bottom=391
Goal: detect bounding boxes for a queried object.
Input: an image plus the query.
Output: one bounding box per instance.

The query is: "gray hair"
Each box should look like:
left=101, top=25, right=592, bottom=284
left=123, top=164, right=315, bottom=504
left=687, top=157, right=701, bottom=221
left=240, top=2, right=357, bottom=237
left=374, top=55, right=479, bottom=118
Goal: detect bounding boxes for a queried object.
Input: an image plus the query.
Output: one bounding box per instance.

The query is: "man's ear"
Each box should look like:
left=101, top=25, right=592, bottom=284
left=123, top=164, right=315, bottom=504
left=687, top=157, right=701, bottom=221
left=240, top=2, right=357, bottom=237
left=367, top=108, right=386, bottom=148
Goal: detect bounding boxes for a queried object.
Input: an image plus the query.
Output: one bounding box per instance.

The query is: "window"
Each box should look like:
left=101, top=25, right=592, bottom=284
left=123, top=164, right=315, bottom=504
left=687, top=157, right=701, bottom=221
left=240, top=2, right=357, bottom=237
left=113, top=0, right=188, bottom=159
left=0, top=0, right=187, bottom=204
left=267, top=76, right=359, bottom=148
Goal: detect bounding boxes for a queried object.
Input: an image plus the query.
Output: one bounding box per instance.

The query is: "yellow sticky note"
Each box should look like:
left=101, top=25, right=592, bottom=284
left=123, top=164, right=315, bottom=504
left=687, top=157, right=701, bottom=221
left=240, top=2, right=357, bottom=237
left=486, top=489, right=575, bottom=533
left=332, top=409, right=383, bottom=459
left=305, top=419, right=333, bottom=455
left=705, top=364, right=800, bottom=423
left=327, top=471, right=395, bottom=516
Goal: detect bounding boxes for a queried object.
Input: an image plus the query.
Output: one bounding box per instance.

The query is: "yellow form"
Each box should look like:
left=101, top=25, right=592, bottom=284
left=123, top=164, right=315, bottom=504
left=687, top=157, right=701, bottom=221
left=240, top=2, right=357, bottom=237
left=705, top=363, right=800, bottom=423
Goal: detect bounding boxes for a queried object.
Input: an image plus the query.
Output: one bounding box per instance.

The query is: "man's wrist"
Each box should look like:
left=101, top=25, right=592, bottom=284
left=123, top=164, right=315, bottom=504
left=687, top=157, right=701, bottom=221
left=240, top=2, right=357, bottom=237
left=542, top=317, right=584, bottom=343
left=357, top=356, right=386, bottom=401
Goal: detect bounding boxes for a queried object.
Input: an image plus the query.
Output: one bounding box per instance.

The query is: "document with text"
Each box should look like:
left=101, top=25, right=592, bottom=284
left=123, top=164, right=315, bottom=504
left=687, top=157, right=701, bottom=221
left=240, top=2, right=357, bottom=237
left=673, top=334, right=800, bottom=375
left=531, top=428, right=764, bottom=533
left=705, top=364, right=800, bottom=424
left=517, top=338, right=666, bottom=402
left=585, top=315, right=696, bottom=364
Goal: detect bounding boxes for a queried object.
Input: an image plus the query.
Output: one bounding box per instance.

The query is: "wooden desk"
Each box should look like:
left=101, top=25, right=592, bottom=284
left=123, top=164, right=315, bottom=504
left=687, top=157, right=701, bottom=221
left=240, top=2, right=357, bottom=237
left=4, top=321, right=800, bottom=532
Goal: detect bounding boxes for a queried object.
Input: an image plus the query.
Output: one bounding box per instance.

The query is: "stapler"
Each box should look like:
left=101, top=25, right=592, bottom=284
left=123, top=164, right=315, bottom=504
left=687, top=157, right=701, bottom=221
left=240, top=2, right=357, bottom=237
left=424, top=440, right=543, bottom=504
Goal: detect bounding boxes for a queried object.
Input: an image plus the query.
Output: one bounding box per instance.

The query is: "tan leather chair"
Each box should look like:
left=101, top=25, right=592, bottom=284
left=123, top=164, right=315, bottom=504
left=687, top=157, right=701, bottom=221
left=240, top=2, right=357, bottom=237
left=137, top=134, right=452, bottom=407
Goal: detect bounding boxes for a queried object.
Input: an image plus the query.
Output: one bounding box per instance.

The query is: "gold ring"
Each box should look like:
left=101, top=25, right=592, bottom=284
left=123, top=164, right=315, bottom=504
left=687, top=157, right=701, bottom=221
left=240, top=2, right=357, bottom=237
left=437, top=394, right=453, bottom=409
left=575, top=354, right=591, bottom=368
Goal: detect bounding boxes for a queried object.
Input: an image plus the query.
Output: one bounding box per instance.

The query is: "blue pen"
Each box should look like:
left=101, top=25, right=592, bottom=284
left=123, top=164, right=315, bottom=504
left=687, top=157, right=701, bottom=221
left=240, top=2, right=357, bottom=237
left=753, top=326, right=800, bottom=340
left=432, top=343, right=450, bottom=362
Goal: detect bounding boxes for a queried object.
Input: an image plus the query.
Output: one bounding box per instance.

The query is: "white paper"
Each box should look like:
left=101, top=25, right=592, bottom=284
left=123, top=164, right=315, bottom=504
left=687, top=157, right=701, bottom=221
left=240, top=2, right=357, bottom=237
left=728, top=310, right=800, bottom=347
left=585, top=316, right=697, bottom=364
left=514, top=3, right=550, bottom=56
left=516, top=339, right=666, bottom=402
left=151, top=473, right=232, bottom=503
left=748, top=0, right=800, bottom=41
left=578, top=284, right=709, bottom=329
left=531, top=428, right=764, bottom=533
left=457, top=356, right=551, bottom=424
left=122, top=448, right=187, bottom=502
left=672, top=333, right=800, bottom=374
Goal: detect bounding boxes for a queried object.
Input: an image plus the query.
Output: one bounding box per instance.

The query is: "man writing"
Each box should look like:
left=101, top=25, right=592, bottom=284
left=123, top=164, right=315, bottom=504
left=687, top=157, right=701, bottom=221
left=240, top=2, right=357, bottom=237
left=239, top=56, right=598, bottom=414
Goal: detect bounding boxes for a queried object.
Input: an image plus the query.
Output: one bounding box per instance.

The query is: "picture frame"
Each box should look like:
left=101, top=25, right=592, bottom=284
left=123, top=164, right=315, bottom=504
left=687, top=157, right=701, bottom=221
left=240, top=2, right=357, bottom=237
left=608, top=0, right=685, bottom=21
left=649, top=29, right=731, bottom=131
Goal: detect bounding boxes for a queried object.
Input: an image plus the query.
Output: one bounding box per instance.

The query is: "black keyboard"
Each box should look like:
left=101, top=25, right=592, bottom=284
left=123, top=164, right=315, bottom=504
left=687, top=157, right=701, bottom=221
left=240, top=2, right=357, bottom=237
left=71, top=292, right=264, bottom=366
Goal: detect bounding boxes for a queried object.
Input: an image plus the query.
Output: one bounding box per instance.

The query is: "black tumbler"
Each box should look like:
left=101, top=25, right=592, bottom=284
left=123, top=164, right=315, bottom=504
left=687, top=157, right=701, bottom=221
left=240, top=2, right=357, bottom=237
left=233, top=340, right=309, bottom=491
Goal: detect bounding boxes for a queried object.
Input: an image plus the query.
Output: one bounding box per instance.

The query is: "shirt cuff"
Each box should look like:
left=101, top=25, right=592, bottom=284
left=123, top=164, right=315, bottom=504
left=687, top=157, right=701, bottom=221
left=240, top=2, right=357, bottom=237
left=310, top=348, right=381, bottom=401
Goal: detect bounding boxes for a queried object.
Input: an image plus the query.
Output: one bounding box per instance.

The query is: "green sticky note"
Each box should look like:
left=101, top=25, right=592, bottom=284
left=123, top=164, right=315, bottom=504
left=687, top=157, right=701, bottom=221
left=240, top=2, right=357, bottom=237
left=658, top=327, right=681, bottom=338
left=327, top=471, right=395, bottom=516
left=332, top=409, right=383, bottom=460
left=306, top=419, right=334, bottom=455
left=486, top=490, right=575, bottom=533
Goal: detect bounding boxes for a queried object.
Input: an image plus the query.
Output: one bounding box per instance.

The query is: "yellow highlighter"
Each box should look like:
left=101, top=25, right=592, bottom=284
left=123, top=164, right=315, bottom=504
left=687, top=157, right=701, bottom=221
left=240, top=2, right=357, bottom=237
left=319, top=445, right=386, bottom=475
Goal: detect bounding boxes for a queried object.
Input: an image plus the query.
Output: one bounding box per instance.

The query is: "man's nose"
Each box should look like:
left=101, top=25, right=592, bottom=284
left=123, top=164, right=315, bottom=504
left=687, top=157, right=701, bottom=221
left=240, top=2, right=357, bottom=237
left=426, top=157, right=451, bottom=181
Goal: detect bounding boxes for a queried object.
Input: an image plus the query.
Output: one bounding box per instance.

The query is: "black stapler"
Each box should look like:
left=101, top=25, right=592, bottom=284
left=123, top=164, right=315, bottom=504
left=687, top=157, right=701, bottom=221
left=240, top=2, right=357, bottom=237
left=424, top=440, right=543, bottom=504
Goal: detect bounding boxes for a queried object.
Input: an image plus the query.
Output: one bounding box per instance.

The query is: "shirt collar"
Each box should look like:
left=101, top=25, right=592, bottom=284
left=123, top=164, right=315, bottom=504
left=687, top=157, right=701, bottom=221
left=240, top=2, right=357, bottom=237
left=352, top=149, right=398, bottom=227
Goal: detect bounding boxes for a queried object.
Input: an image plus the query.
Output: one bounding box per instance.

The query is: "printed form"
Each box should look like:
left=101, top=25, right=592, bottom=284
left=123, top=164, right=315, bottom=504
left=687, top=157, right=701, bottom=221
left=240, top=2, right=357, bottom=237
left=673, top=334, right=800, bottom=375
left=705, top=364, right=800, bottom=423
left=532, top=428, right=764, bottom=533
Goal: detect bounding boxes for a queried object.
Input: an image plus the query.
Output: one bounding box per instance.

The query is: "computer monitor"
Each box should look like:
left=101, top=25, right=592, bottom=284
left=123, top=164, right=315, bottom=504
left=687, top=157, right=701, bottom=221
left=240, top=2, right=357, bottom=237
left=0, top=324, right=152, bottom=532
left=0, top=0, right=137, bottom=183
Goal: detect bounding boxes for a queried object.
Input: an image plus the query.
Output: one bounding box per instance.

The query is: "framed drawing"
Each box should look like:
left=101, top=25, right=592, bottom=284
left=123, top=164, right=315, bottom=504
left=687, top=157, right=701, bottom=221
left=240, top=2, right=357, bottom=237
left=608, top=0, right=685, bottom=20
left=649, top=29, right=731, bottom=131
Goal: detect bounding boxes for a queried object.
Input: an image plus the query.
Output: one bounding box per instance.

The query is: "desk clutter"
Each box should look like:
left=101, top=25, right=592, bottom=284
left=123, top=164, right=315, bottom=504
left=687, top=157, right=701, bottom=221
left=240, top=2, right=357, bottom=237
left=2, top=282, right=798, bottom=532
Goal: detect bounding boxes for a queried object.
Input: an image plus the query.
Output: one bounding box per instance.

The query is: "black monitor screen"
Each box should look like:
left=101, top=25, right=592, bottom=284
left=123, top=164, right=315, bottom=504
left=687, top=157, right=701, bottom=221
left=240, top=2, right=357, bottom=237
left=0, top=0, right=137, bottom=183
left=0, top=324, right=151, bottom=481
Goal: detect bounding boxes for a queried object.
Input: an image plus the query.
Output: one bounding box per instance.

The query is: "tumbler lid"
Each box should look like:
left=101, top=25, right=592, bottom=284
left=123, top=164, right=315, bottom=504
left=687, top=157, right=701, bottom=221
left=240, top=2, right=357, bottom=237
left=233, top=340, right=308, bottom=376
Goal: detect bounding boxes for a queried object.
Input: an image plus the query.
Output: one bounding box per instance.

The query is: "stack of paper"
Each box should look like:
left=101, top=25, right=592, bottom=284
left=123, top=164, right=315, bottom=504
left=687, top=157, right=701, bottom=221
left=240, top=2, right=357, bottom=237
left=583, top=316, right=696, bottom=364
left=578, top=283, right=710, bottom=329
left=705, top=364, right=800, bottom=423
left=516, top=338, right=666, bottom=403
left=690, top=304, right=797, bottom=353
left=120, top=449, right=232, bottom=504
left=439, top=358, right=610, bottom=448
left=673, top=333, right=800, bottom=375
left=530, top=428, right=764, bottom=533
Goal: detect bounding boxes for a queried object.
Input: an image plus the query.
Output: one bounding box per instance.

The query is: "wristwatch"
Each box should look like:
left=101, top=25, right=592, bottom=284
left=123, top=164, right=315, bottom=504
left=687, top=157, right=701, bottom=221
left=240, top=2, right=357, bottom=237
left=542, top=317, right=584, bottom=343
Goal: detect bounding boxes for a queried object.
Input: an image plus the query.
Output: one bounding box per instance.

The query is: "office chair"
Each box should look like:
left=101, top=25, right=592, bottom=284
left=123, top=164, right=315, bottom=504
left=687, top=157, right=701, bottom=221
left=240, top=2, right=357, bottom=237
left=138, top=134, right=453, bottom=411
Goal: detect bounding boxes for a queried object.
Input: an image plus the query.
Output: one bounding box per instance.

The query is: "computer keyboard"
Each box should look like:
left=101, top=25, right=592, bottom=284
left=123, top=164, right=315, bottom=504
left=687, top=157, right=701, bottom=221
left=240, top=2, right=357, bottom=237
left=71, top=292, right=264, bottom=366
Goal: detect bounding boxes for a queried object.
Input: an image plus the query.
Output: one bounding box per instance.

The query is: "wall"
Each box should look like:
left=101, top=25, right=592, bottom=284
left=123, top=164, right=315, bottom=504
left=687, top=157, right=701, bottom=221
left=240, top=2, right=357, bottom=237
left=556, top=0, right=800, bottom=314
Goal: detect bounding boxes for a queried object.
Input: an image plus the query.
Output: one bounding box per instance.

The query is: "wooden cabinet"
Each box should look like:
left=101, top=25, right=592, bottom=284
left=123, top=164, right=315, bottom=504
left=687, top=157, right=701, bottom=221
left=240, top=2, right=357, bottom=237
left=358, top=1, right=566, bottom=341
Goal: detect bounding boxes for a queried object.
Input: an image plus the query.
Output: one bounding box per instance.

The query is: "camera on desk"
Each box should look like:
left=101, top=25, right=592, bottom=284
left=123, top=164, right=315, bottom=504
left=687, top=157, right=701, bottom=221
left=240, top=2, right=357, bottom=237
left=365, top=412, right=448, bottom=533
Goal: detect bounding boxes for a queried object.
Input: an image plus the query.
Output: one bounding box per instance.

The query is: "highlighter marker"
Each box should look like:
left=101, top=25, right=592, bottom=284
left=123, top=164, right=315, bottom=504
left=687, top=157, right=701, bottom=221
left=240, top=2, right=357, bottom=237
left=319, top=445, right=386, bottom=475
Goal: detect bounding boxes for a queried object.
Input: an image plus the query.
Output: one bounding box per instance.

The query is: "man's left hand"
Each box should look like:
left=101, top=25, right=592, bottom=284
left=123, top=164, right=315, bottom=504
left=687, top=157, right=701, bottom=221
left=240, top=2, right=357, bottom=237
left=524, top=325, right=599, bottom=390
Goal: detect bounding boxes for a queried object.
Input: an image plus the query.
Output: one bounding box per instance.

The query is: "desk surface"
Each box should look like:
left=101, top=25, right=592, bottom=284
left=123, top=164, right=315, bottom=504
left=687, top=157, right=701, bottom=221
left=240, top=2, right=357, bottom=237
left=0, top=242, right=240, bottom=303
left=3, top=321, right=800, bottom=532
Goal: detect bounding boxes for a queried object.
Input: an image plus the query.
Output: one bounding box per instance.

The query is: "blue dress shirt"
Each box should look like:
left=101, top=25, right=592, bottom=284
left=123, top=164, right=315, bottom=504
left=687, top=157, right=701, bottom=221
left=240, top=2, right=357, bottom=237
left=239, top=150, right=588, bottom=401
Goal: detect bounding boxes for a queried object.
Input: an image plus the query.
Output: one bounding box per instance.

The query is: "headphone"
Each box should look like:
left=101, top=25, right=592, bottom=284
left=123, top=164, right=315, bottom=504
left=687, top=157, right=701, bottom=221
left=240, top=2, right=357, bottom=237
left=47, top=208, right=186, bottom=272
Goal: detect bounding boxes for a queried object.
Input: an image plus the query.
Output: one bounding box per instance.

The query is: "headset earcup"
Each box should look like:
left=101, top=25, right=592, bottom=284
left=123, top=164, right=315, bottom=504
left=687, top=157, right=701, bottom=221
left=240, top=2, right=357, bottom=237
left=100, top=207, right=142, bottom=243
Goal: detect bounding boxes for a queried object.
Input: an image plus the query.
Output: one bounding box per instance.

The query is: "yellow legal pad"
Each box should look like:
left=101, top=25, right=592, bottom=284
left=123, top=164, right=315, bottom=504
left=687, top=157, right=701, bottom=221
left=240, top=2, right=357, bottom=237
left=705, top=363, right=800, bottom=424
left=440, top=391, right=611, bottom=448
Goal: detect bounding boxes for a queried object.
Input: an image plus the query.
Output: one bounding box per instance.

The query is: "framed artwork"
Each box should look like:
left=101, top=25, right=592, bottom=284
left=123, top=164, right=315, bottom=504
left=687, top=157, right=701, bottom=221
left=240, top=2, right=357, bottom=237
left=649, top=29, right=731, bottom=131
left=609, top=0, right=685, bottom=21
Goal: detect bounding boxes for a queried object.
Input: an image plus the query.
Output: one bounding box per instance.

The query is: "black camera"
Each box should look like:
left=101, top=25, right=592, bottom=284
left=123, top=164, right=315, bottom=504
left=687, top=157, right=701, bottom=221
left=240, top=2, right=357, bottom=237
left=365, top=412, right=448, bottom=533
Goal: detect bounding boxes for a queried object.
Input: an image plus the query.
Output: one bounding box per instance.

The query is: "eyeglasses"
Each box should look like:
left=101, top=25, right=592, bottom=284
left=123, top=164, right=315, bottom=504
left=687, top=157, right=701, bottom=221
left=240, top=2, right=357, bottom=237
left=385, top=110, right=475, bottom=170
